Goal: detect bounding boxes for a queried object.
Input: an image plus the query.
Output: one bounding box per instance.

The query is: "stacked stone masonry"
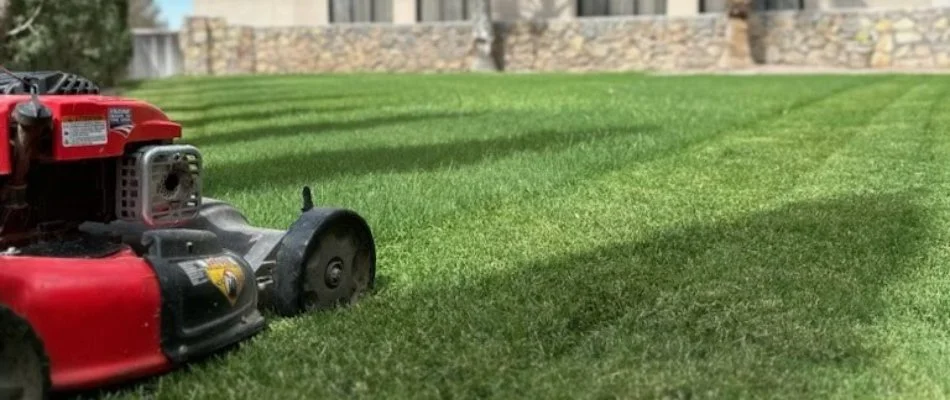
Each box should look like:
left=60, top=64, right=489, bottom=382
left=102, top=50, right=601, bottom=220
left=750, top=7, right=950, bottom=69
left=180, top=6, right=950, bottom=75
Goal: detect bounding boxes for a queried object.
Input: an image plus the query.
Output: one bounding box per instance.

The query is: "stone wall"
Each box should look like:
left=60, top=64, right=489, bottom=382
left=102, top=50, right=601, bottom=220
left=498, top=16, right=727, bottom=72
left=749, top=7, right=950, bottom=69
left=180, top=6, right=950, bottom=75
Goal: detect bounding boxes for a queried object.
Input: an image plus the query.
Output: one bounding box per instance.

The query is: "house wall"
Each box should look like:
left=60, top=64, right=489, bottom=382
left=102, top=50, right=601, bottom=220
left=493, top=0, right=577, bottom=21
left=193, top=0, right=329, bottom=26
left=823, top=0, right=940, bottom=9
left=192, top=0, right=580, bottom=25
left=191, top=0, right=950, bottom=26
left=180, top=5, right=950, bottom=75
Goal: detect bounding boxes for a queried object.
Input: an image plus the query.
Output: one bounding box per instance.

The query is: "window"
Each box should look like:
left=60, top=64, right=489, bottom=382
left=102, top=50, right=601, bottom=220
left=417, top=0, right=473, bottom=21
left=700, top=0, right=804, bottom=12
left=698, top=0, right=726, bottom=12
left=329, top=0, right=393, bottom=23
left=754, top=0, right=804, bottom=9
left=576, top=0, right=666, bottom=16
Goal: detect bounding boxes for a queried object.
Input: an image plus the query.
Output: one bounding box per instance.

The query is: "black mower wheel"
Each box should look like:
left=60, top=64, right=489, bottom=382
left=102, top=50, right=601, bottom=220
left=272, top=209, right=376, bottom=317
left=0, top=306, right=50, bottom=400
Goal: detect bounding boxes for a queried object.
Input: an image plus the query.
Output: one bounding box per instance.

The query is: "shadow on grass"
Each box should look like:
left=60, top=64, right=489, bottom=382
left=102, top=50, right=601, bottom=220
left=173, top=103, right=371, bottom=130
left=149, top=92, right=383, bottom=115
left=184, top=110, right=484, bottom=148
left=65, top=192, right=927, bottom=399
left=120, top=74, right=350, bottom=99
left=363, top=192, right=924, bottom=397
left=202, top=124, right=657, bottom=193
left=324, top=192, right=922, bottom=397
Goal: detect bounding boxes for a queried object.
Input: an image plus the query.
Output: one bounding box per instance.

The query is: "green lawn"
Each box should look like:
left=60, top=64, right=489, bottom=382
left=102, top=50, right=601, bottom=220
left=94, top=72, right=950, bottom=399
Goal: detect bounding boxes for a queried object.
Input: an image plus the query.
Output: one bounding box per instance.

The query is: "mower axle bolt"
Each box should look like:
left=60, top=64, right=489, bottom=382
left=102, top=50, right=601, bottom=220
left=325, top=260, right=343, bottom=288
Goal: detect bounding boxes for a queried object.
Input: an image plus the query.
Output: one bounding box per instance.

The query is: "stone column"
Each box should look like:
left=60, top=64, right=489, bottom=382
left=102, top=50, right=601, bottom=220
left=393, top=0, right=417, bottom=24
left=179, top=17, right=214, bottom=76
left=667, top=0, right=699, bottom=16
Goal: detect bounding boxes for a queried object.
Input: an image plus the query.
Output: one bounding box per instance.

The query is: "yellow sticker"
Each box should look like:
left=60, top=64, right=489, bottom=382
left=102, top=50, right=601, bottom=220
left=204, top=256, right=245, bottom=306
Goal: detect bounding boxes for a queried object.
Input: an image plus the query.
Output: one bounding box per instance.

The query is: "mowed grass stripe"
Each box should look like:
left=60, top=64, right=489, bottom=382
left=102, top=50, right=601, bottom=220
left=824, top=80, right=950, bottom=399
left=351, top=76, right=886, bottom=251
left=667, top=81, right=950, bottom=398
left=92, top=74, right=948, bottom=400
left=374, top=76, right=916, bottom=290
left=351, top=77, right=914, bottom=398
left=189, top=76, right=884, bottom=237
left=787, top=81, right=945, bottom=198
left=422, top=78, right=938, bottom=399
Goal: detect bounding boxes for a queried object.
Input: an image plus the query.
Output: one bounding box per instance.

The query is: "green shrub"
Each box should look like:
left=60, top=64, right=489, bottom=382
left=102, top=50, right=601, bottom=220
left=0, top=0, right=132, bottom=87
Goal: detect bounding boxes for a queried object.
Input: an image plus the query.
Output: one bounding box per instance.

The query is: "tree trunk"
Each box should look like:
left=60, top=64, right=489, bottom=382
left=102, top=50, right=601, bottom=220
left=722, top=0, right=753, bottom=69
left=471, top=0, right=499, bottom=72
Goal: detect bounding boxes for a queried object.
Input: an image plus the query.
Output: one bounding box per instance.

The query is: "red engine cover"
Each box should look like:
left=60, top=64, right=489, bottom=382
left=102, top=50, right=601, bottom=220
left=0, top=94, right=182, bottom=174
left=0, top=248, right=172, bottom=391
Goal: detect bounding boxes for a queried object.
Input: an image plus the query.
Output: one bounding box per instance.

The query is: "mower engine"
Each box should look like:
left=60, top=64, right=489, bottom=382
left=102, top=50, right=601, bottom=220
left=0, top=72, right=205, bottom=253
left=0, top=71, right=377, bottom=399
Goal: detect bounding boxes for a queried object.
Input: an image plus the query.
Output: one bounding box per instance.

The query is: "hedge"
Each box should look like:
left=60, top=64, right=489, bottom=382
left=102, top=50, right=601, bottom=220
left=0, top=0, right=132, bottom=87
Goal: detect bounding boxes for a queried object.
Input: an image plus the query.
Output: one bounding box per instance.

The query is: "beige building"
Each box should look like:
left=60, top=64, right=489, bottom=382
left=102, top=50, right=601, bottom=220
left=193, top=0, right=950, bottom=27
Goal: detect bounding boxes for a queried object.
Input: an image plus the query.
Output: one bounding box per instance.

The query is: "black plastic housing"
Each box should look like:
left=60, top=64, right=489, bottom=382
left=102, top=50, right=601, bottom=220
left=0, top=71, right=100, bottom=95
left=141, top=229, right=266, bottom=363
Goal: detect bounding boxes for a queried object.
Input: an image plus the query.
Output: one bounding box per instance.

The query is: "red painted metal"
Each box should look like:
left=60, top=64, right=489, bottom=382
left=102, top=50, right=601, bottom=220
left=0, top=247, right=173, bottom=391
left=0, top=94, right=182, bottom=172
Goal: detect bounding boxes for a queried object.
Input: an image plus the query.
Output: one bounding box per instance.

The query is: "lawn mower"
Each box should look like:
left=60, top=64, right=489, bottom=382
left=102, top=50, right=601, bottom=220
left=0, top=71, right=377, bottom=399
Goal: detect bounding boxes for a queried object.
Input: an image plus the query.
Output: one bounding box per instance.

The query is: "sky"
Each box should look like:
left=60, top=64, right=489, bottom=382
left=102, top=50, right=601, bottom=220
left=157, top=0, right=193, bottom=30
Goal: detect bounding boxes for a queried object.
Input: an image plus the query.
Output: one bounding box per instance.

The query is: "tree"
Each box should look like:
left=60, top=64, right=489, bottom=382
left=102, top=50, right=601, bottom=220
left=0, top=0, right=133, bottom=87
left=470, top=0, right=499, bottom=72
left=723, top=0, right=753, bottom=69
left=129, top=0, right=167, bottom=29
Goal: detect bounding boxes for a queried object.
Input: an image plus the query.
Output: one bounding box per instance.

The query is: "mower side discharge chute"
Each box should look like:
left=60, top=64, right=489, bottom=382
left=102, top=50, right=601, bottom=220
left=95, top=191, right=378, bottom=317
left=188, top=196, right=377, bottom=317
left=139, top=228, right=266, bottom=364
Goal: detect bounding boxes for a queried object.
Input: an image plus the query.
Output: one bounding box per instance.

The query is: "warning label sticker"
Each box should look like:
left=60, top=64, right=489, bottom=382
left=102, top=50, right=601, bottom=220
left=205, top=257, right=246, bottom=305
left=62, top=116, right=108, bottom=147
left=176, top=259, right=211, bottom=286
